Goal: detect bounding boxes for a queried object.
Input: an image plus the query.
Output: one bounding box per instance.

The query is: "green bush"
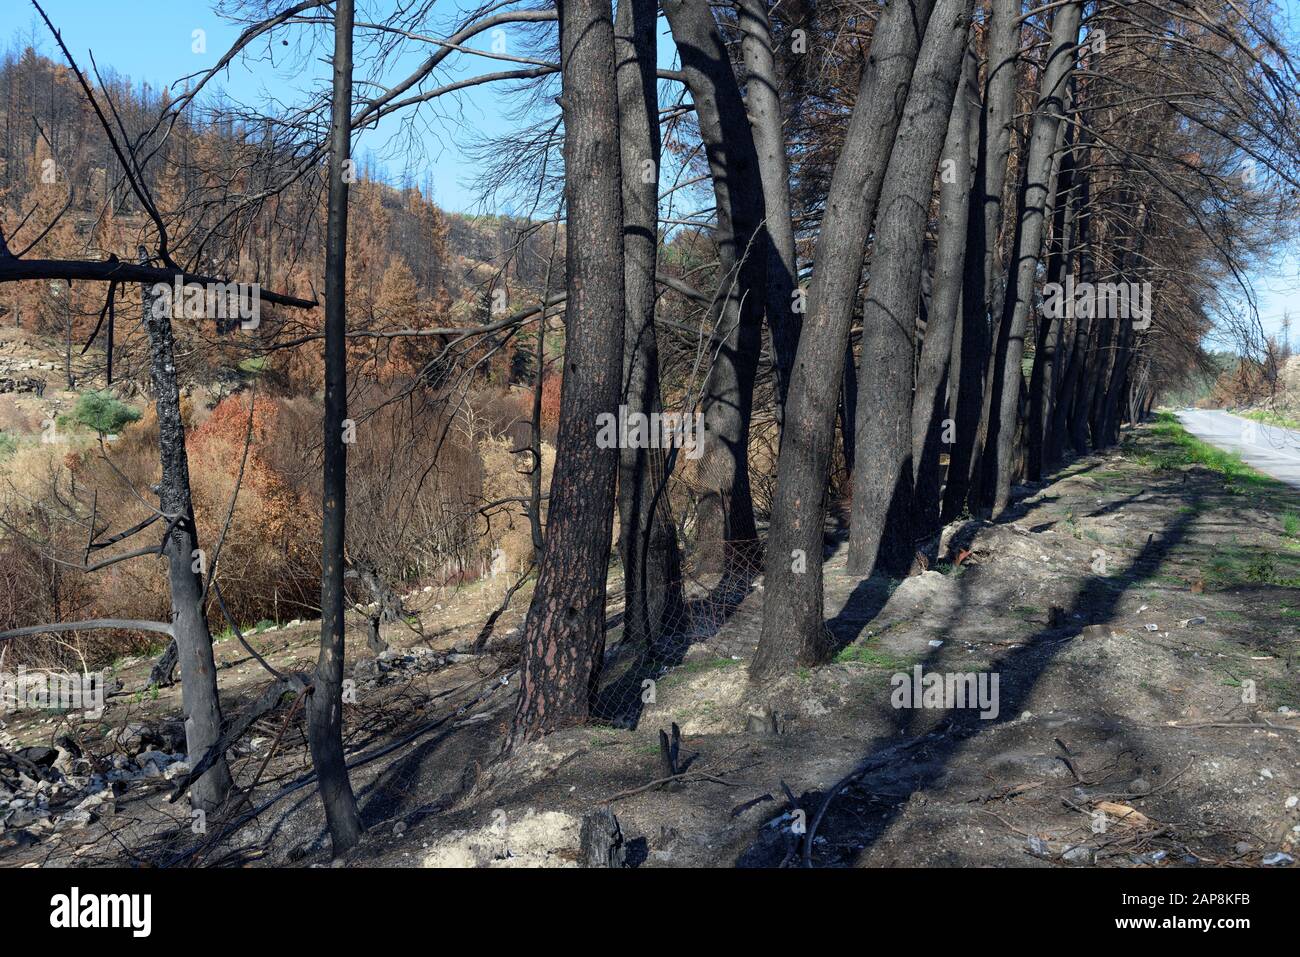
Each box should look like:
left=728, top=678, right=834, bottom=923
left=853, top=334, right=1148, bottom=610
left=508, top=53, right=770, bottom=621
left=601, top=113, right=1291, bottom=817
left=72, top=391, right=142, bottom=435
left=0, top=431, right=16, bottom=460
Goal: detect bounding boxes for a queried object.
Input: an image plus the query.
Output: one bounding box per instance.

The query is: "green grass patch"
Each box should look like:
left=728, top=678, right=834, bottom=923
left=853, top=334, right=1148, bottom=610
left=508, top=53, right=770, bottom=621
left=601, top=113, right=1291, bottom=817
left=1149, top=412, right=1279, bottom=490
left=835, top=641, right=915, bottom=670
left=1242, top=408, right=1300, bottom=431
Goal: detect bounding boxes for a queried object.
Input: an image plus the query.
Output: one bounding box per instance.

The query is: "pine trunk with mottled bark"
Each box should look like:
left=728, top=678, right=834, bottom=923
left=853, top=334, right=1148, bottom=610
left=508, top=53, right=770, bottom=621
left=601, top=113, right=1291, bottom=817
left=752, top=0, right=937, bottom=679
left=510, top=0, right=625, bottom=742
left=848, top=0, right=976, bottom=576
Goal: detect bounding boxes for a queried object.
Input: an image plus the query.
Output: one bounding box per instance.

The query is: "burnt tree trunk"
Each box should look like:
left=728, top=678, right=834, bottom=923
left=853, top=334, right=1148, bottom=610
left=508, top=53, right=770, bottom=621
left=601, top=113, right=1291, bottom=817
left=510, top=0, right=625, bottom=742
left=944, top=0, right=1020, bottom=521
left=1027, top=111, right=1073, bottom=480
left=1034, top=101, right=1078, bottom=474
left=308, top=0, right=363, bottom=856
left=988, top=0, right=1082, bottom=517
left=753, top=0, right=937, bottom=679
left=614, top=0, right=684, bottom=661
left=848, top=0, right=975, bottom=577
left=1098, top=203, right=1151, bottom=446
left=663, top=0, right=766, bottom=575
left=140, top=255, right=232, bottom=813
left=913, top=32, right=977, bottom=536
left=1053, top=132, right=1095, bottom=459
left=739, top=0, right=800, bottom=426
left=839, top=339, right=858, bottom=475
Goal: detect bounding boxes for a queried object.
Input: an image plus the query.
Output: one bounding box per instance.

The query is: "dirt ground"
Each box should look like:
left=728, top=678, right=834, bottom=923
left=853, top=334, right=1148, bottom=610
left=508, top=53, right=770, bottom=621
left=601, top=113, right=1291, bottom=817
left=3, top=418, right=1299, bottom=868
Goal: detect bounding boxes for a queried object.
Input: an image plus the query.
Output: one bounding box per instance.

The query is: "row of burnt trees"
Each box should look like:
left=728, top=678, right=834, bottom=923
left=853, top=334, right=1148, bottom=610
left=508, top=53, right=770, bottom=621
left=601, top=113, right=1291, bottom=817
left=510, top=0, right=1299, bottom=739
left=2, top=0, right=1296, bottom=859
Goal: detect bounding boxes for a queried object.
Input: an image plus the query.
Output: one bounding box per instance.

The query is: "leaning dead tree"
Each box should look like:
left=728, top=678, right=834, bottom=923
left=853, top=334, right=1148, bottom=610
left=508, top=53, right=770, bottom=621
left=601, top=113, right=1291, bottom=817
left=754, top=0, right=940, bottom=677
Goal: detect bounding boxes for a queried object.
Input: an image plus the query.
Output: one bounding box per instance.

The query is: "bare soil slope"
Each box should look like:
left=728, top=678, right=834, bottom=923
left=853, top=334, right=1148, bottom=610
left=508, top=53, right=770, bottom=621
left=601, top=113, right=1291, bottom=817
left=2, top=419, right=1298, bottom=868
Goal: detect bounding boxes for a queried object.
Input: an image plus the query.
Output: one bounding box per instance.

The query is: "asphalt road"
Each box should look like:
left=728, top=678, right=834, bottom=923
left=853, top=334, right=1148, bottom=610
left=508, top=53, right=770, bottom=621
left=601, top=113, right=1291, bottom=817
left=1176, top=408, right=1300, bottom=488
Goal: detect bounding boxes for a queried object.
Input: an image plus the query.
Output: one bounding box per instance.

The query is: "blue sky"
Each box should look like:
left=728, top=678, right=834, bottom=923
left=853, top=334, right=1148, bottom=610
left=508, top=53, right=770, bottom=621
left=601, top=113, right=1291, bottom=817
left=3, top=0, right=1299, bottom=349
left=0, top=0, right=540, bottom=212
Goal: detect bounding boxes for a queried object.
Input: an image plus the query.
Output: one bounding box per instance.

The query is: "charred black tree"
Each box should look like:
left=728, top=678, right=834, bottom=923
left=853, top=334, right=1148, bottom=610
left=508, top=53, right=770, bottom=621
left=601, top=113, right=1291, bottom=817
left=140, top=257, right=233, bottom=814
left=753, top=0, right=937, bottom=679
left=944, top=0, right=1020, bottom=522
left=988, top=0, right=1082, bottom=516
left=307, top=0, right=363, bottom=856
left=663, top=0, right=766, bottom=575
left=510, top=0, right=626, bottom=742
left=739, top=0, right=800, bottom=425
left=848, top=0, right=975, bottom=576
left=913, top=32, right=978, bottom=536
left=614, top=0, right=685, bottom=662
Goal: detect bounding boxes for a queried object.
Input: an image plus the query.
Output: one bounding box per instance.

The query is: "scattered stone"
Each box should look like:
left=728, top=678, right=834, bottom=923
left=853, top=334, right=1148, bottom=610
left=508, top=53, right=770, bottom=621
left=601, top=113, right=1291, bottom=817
left=1062, top=845, right=1092, bottom=864
left=5, top=805, right=52, bottom=829
left=15, top=747, right=58, bottom=768
left=113, top=720, right=184, bottom=756
left=57, top=809, right=93, bottom=829
left=135, top=750, right=172, bottom=769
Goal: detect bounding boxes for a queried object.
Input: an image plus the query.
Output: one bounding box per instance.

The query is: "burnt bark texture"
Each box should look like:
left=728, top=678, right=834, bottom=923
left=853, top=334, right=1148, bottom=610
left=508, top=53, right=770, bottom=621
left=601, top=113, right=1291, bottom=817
left=614, top=0, right=684, bottom=661
left=140, top=258, right=233, bottom=814
left=988, top=0, right=1082, bottom=516
left=912, top=30, right=977, bottom=537
left=945, top=0, right=1020, bottom=521
left=752, top=0, right=937, bottom=680
left=1054, top=131, right=1095, bottom=458
left=738, top=0, right=800, bottom=425
left=848, top=0, right=975, bottom=577
left=1033, top=98, right=1078, bottom=475
left=510, top=0, right=625, bottom=742
left=663, top=0, right=765, bottom=575
left=308, top=0, right=363, bottom=856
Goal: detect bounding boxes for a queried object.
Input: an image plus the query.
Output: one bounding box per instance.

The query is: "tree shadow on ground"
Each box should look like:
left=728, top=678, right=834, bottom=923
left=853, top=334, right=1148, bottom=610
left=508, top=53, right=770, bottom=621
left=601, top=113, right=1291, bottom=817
left=741, top=484, right=1197, bottom=866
